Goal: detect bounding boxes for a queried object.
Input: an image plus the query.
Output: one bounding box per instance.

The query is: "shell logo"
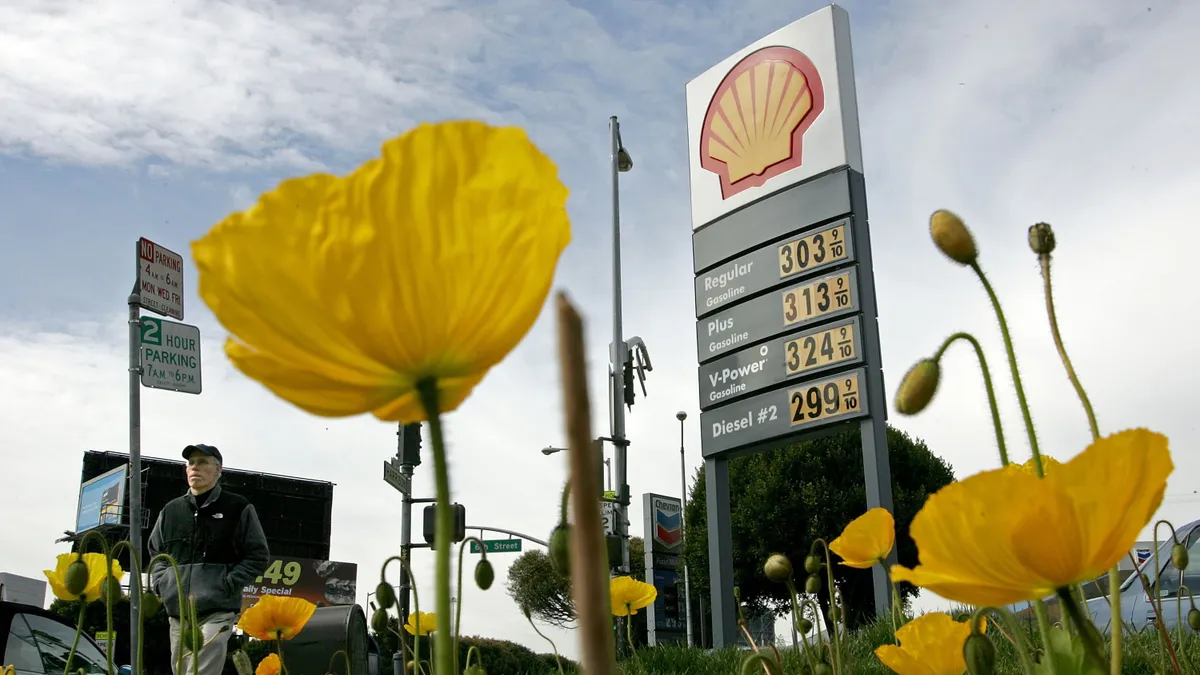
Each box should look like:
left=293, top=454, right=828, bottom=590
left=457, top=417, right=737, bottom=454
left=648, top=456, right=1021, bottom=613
left=699, top=45, right=826, bottom=200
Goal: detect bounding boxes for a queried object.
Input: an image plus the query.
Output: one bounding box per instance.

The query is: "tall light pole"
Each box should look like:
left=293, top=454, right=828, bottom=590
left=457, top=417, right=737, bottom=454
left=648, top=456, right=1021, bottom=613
left=609, top=116, right=634, bottom=576
left=676, top=410, right=694, bottom=647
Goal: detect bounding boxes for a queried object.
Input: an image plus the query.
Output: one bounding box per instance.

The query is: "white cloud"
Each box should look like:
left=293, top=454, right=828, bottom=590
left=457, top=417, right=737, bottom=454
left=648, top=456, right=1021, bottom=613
left=2, top=0, right=1200, bottom=658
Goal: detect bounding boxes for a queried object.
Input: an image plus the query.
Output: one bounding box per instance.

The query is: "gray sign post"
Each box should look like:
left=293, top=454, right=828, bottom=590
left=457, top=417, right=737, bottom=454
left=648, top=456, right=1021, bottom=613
left=684, top=4, right=895, bottom=648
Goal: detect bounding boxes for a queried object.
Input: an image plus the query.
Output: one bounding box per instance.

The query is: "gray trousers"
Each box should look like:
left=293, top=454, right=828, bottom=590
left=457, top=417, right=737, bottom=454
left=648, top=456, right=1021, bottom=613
left=168, top=610, right=239, bottom=675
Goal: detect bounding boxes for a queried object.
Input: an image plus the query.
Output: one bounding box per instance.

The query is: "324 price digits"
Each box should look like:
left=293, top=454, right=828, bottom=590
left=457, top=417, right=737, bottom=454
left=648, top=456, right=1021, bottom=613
left=778, top=222, right=848, bottom=278
left=785, top=321, right=858, bottom=375
left=255, top=559, right=302, bottom=586
left=788, top=372, right=862, bottom=427
left=781, top=271, right=853, bottom=326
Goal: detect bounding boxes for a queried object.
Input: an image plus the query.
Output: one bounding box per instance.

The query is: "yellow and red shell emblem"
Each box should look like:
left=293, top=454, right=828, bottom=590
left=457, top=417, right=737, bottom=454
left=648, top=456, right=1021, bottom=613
left=699, top=46, right=825, bottom=199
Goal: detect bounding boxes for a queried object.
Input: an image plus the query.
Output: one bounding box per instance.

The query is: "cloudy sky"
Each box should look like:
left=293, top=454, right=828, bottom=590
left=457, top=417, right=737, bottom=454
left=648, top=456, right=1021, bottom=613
left=2, top=0, right=1199, bottom=659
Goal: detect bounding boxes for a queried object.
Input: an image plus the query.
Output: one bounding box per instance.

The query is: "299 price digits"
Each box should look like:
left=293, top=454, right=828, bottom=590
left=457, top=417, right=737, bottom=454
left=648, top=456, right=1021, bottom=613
left=781, top=272, right=853, bottom=326
left=778, top=223, right=848, bottom=278
left=255, top=559, right=302, bottom=586
left=785, top=322, right=858, bottom=375
left=788, top=372, right=862, bottom=427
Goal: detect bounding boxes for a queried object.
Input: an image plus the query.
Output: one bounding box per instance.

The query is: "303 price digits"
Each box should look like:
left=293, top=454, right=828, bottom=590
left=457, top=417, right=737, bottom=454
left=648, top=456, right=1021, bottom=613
left=782, top=272, right=853, bottom=326
left=778, top=223, right=848, bottom=278
left=255, top=559, right=302, bottom=586
left=788, top=373, right=862, bottom=426
left=785, top=323, right=857, bottom=375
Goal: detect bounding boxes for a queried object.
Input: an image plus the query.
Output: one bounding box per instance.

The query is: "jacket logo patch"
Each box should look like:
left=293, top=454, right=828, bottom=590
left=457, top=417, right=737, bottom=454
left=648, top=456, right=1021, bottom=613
left=213, top=513, right=224, bottom=519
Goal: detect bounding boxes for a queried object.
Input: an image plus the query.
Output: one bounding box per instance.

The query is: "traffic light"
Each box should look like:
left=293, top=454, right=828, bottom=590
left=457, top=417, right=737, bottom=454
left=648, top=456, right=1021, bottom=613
left=398, top=423, right=422, bottom=466
left=661, top=580, right=680, bottom=621
left=422, top=503, right=465, bottom=548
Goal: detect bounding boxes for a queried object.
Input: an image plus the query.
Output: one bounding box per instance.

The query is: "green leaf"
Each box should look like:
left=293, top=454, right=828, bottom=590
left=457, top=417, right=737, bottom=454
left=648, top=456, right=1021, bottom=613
left=1032, top=625, right=1106, bottom=675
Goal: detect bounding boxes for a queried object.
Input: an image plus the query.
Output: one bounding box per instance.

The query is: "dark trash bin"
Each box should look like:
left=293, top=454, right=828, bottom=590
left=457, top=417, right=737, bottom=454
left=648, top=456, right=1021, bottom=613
left=278, top=604, right=370, bottom=675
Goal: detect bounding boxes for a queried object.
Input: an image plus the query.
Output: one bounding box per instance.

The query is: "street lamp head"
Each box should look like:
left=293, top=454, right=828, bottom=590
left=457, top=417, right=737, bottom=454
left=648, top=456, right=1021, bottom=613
left=676, top=411, right=687, bottom=421
left=540, top=447, right=558, bottom=456
left=617, top=147, right=633, bottom=173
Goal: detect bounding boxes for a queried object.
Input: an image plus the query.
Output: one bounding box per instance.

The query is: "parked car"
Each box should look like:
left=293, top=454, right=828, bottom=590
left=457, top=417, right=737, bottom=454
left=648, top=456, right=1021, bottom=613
left=1008, top=517, right=1200, bottom=634
left=1, top=599, right=128, bottom=674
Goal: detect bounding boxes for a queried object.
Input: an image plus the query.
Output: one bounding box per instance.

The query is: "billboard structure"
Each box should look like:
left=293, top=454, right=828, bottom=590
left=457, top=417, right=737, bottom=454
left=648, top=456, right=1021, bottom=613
left=75, top=465, right=129, bottom=533
left=686, top=4, right=896, bottom=647
left=642, top=493, right=685, bottom=646
left=240, top=556, right=358, bottom=611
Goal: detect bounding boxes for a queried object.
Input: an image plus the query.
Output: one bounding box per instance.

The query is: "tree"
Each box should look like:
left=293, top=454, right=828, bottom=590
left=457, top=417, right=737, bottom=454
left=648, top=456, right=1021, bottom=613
left=681, top=424, right=954, bottom=631
left=505, top=537, right=647, bottom=641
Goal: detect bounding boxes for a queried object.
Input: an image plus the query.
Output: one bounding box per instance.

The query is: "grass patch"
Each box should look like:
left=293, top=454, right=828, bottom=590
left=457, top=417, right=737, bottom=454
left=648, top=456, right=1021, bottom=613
left=616, top=615, right=1200, bottom=675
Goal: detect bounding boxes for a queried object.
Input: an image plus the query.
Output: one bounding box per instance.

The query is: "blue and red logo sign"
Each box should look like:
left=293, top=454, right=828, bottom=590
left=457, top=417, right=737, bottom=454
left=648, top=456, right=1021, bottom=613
left=652, top=497, right=682, bottom=550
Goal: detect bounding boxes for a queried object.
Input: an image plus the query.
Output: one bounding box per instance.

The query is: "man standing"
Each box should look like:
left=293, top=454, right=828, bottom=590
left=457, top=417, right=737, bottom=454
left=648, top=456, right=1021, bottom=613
left=148, top=444, right=270, bottom=675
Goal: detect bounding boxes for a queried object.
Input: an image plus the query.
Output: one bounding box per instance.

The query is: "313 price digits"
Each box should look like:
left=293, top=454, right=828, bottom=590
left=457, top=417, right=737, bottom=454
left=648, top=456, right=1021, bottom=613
left=255, top=559, right=302, bottom=586
left=781, top=272, right=853, bottom=327
left=778, top=222, right=848, bottom=278
left=788, top=372, right=862, bottom=427
left=785, top=322, right=858, bottom=375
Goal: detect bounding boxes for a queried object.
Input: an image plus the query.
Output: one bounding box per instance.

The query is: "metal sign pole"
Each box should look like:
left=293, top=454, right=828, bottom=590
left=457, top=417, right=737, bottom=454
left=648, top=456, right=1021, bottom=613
left=126, top=286, right=143, bottom=664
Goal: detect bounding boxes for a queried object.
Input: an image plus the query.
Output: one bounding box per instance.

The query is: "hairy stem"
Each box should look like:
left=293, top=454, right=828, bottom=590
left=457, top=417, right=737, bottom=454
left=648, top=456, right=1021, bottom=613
left=418, top=379, right=453, bottom=675
left=934, top=332, right=1008, bottom=465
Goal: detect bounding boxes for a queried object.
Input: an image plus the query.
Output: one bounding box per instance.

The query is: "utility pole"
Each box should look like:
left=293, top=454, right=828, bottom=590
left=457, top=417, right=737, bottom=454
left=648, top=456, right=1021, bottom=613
left=609, top=115, right=633, bottom=577
left=676, top=411, right=694, bottom=647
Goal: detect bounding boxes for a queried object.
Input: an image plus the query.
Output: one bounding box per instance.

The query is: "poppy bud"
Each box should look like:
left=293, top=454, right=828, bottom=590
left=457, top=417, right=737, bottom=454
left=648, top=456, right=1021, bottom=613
left=141, top=591, right=161, bottom=618
left=231, top=649, right=253, bottom=675
left=475, top=559, right=495, bottom=590
left=1027, top=222, right=1056, bottom=256
left=895, top=359, right=940, bottom=415
left=805, top=574, right=821, bottom=595
left=804, top=555, right=822, bottom=574
left=796, top=617, right=813, bottom=634
left=371, top=608, right=389, bottom=634
left=65, top=558, right=90, bottom=597
left=814, top=663, right=833, bottom=675
left=464, top=667, right=486, bottom=675
left=763, top=554, right=793, bottom=584
left=929, top=209, right=978, bottom=265
left=406, top=661, right=416, bottom=674
left=1189, top=608, right=1200, bottom=631
left=549, top=525, right=571, bottom=576
left=100, top=576, right=122, bottom=603
left=375, top=581, right=395, bottom=609
left=1173, top=544, right=1189, bottom=571
left=963, top=633, right=997, bottom=674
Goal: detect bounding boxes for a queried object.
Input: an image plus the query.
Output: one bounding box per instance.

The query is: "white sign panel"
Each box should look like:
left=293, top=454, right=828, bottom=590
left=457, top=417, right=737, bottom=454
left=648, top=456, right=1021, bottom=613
left=137, top=237, right=184, bottom=320
left=685, top=4, right=863, bottom=230
left=140, top=317, right=202, bottom=394
left=600, top=501, right=618, bottom=535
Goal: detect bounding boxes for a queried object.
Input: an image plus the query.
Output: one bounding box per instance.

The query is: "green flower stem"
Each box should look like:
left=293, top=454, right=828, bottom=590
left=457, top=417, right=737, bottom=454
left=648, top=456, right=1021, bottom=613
left=62, top=600, right=87, bottom=675
left=933, top=332, right=1008, bottom=465
left=1037, top=252, right=1099, bottom=439
left=189, top=596, right=200, bottom=675
left=381, top=554, right=424, bottom=669
left=416, top=378, right=453, bottom=675
left=970, top=606, right=1037, bottom=675
left=889, top=584, right=901, bottom=636
left=147, top=553, right=188, bottom=675
left=559, top=481, right=571, bottom=524
left=740, top=652, right=782, bottom=675
left=1033, top=600, right=1059, bottom=675
left=327, top=649, right=352, bottom=675
left=523, top=611, right=564, bottom=675
left=624, top=608, right=637, bottom=659
left=1055, top=587, right=1108, bottom=670
left=969, top=261, right=1043, bottom=475
left=784, top=581, right=817, bottom=669
left=275, top=638, right=290, bottom=675
left=455, top=537, right=488, bottom=675
left=813, top=540, right=842, bottom=675
left=109, top=541, right=148, bottom=675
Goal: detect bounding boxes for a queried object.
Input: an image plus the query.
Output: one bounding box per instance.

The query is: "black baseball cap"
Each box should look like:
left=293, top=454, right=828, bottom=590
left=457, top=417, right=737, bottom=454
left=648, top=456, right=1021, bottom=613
left=183, top=444, right=223, bottom=463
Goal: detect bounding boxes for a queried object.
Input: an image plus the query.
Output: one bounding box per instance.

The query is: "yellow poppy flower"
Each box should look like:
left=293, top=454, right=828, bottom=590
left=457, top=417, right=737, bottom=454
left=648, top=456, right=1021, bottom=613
left=830, top=507, right=895, bottom=568
left=404, top=611, right=436, bottom=636
left=1011, top=454, right=1061, bottom=476
left=875, top=612, right=978, bottom=675
left=43, top=553, right=125, bottom=603
left=891, top=428, right=1171, bottom=606
left=192, top=120, right=572, bottom=423
left=610, top=576, right=657, bottom=617
left=255, top=653, right=281, bottom=675
left=237, top=595, right=317, bottom=640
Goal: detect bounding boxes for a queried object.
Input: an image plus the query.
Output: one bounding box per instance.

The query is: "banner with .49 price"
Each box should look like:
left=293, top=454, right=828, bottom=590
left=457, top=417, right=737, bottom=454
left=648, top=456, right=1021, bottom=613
left=240, top=556, right=358, bottom=610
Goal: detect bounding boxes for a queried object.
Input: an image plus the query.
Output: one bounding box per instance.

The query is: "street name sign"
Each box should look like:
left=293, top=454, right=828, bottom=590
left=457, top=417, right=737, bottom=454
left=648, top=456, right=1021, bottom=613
left=685, top=4, right=896, bottom=647
left=136, top=238, right=184, bottom=320
left=469, top=539, right=522, bottom=554
left=383, top=460, right=411, bottom=494
left=139, top=318, right=201, bottom=394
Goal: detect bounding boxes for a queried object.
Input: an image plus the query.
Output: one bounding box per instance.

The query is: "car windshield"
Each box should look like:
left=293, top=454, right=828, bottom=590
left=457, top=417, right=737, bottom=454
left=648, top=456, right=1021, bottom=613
left=18, top=612, right=109, bottom=674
